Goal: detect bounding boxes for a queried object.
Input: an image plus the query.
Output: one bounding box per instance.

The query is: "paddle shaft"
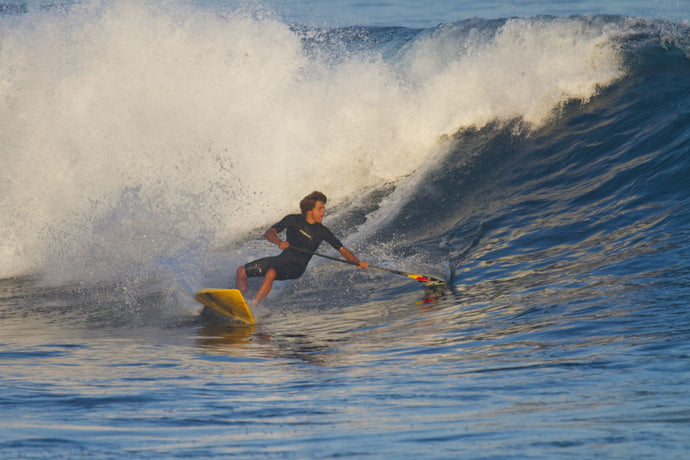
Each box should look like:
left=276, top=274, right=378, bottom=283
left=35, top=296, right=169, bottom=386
left=292, top=247, right=435, bottom=282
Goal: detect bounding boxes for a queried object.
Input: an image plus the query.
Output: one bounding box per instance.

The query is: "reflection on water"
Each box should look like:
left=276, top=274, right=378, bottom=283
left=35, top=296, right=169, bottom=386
left=196, top=323, right=255, bottom=350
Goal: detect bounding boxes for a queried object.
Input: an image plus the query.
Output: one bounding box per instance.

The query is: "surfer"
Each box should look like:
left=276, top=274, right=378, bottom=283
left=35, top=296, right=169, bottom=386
left=236, top=191, right=368, bottom=305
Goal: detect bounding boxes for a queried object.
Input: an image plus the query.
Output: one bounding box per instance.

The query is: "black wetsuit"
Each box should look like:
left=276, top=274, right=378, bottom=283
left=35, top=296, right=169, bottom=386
left=244, top=214, right=344, bottom=280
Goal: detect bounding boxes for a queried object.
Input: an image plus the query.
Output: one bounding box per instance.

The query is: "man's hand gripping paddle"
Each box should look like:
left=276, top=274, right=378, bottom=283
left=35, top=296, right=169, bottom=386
left=293, top=248, right=448, bottom=300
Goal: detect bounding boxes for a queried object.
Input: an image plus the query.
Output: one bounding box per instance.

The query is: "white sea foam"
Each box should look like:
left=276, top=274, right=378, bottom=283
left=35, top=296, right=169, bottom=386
left=0, top=1, right=625, bottom=284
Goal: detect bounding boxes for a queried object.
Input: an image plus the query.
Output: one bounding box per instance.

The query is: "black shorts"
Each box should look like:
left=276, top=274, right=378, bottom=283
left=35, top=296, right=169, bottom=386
left=244, top=254, right=308, bottom=281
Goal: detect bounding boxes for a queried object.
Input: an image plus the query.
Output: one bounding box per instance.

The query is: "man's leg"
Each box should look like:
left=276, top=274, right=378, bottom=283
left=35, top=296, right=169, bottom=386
left=253, top=268, right=277, bottom=305
left=236, top=266, right=248, bottom=294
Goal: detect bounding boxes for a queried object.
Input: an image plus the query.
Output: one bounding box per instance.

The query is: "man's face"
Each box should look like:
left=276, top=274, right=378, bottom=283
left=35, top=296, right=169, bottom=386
left=311, top=200, right=325, bottom=223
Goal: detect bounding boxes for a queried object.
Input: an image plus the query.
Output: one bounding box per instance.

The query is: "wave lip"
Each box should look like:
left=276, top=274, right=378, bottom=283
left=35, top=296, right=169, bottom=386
left=393, top=16, right=625, bottom=130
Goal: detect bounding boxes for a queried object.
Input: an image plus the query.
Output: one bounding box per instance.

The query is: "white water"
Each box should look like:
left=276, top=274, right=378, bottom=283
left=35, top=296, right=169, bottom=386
left=1, top=1, right=625, bottom=284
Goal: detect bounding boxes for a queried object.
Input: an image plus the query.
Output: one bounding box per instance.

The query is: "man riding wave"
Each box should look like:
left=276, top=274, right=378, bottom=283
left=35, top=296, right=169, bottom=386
left=236, top=191, right=368, bottom=305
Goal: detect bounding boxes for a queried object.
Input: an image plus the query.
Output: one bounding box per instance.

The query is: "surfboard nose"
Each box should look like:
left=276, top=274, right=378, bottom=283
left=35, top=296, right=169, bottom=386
left=196, top=289, right=255, bottom=324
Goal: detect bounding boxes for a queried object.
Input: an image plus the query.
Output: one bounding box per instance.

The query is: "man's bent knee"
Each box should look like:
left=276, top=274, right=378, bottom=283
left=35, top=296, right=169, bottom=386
left=236, top=266, right=248, bottom=293
left=265, top=268, right=277, bottom=280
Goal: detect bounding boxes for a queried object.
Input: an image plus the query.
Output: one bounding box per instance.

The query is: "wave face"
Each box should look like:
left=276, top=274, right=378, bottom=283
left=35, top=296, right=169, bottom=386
left=0, top=2, right=688, bottom=322
left=370, top=18, right=690, bottom=290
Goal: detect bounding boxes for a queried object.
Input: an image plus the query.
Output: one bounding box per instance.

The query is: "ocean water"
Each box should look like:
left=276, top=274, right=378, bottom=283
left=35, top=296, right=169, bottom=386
left=1, top=0, right=690, bottom=458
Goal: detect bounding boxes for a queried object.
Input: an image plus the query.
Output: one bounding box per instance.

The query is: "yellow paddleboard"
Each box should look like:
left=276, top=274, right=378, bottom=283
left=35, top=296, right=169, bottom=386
left=195, top=289, right=255, bottom=324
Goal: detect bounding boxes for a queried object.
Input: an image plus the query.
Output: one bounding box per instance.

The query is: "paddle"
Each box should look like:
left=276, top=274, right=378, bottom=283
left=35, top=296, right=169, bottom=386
left=292, top=247, right=448, bottom=296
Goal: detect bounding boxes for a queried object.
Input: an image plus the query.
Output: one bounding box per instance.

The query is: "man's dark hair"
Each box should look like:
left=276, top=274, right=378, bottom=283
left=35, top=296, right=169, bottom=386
left=300, top=191, right=327, bottom=217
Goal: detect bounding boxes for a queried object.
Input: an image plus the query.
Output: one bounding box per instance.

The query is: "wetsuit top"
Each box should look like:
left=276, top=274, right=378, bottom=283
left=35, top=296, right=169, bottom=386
left=273, top=214, right=343, bottom=265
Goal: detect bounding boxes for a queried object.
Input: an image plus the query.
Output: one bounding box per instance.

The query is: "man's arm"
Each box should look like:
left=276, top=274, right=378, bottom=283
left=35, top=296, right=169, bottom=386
left=265, top=227, right=290, bottom=250
left=339, top=247, right=368, bottom=269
